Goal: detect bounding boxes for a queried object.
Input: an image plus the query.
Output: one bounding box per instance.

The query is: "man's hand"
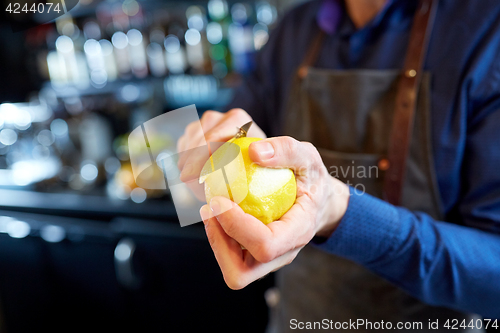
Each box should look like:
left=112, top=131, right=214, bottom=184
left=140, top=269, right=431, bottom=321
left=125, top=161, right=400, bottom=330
left=177, top=109, right=266, bottom=200
left=199, top=136, right=350, bottom=290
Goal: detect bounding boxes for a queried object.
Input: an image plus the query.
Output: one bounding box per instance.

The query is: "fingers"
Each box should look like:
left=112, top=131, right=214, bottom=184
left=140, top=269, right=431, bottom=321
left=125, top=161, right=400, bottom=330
left=248, top=137, right=321, bottom=174
left=266, top=195, right=316, bottom=253
left=200, top=205, right=244, bottom=271
left=177, top=111, right=222, bottom=172
left=179, top=111, right=251, bottom=179
left=178, top=145, right=211, bottom=184
left=216, top=109, right=266, bottom=140
left=208, top=196, right=315, bottom=263
left=228, top=247, right=300, bottom=290
left=177, top=109, right=266, bottom=186
left=200, top=204, right=301, bottom=290
left=208, top=197, right=275, bottom=262
left=183, top=178, right=207, bottom=202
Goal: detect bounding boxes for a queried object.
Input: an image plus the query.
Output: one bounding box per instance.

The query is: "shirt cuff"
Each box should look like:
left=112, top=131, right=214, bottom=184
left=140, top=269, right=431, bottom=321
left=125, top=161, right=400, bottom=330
left=313, top=186, right=401, bottom=266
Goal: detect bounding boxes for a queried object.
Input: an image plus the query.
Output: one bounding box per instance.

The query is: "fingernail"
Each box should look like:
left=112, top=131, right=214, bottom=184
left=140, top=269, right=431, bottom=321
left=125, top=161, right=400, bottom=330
left=200, top=205, right=212, bottom=223
left=210, top=197, right=232, bottom=216
left=254, top=141, right=274, bottom=161
left=209, top=197, right=222, bottom=216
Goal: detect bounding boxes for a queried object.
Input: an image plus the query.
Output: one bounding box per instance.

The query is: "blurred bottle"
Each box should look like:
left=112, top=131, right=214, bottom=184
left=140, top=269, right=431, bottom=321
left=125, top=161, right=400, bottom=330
left=84, top=39, right=107, bottom=88
left=253, top=1, right=278, bottom=50
left=164, top=34, right=187, bottom=75
left=99, top=39, right=118, bottom=82
left=185, top=6, right=208, bottom=73
left=82, top=21, right=111, bottom=87
left=253, top=22, right=269, bottom=51
left=207, top=0, right=231, bottom=78
left=254, top=1, right=276, bottom=50
left=50, top=35, right=89, bottom=88
left=147, top=29, right=167, bottom=77
left=79, top=113, right=113, bottom=164
left=206, top=21, right=227, bottom=79
left=127, top=29, right=148, bottom=78
left=83, top=19, right=102, bottom=40
left=47, top=16, right=89, bottom=88
left=112, top=31, right=132, bottom=79
left=228, top=3, right=256, bottom=74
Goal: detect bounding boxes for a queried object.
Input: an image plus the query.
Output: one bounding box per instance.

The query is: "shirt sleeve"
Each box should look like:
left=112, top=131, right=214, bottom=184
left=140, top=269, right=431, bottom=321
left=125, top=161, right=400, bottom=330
left=316, top=188, right=500, bottom=319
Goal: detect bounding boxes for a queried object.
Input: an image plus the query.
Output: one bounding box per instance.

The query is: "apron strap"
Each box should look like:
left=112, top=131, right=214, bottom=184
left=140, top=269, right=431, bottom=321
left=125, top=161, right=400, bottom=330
left=383, top=0, right=438, bottom=205
left=298, top=30, right=326, bottom=79
left=297, top=0, right=438, bottom=205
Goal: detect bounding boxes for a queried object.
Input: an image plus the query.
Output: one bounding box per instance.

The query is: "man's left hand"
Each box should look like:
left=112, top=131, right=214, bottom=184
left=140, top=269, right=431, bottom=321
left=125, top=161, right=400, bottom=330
left=199, top=136, right=350, bottom=289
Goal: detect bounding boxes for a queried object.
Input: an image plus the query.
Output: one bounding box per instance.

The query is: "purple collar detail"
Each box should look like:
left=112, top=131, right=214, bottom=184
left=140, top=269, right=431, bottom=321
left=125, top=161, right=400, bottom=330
left=316, top=0, right=342, bottom=35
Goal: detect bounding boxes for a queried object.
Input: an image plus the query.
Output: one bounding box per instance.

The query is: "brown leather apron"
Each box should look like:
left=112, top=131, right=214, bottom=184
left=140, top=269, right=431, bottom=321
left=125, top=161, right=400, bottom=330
left=268, top=0, right=481, bottom=331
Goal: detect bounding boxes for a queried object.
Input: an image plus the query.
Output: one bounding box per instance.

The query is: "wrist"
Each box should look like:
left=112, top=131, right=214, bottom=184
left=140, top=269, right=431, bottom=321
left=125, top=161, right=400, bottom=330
left=315, top=177, right=350, bottom=238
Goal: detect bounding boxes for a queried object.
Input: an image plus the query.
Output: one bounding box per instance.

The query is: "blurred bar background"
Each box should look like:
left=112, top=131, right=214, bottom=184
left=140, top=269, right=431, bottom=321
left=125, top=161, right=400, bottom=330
left=0, top=0, right=305, bottom=331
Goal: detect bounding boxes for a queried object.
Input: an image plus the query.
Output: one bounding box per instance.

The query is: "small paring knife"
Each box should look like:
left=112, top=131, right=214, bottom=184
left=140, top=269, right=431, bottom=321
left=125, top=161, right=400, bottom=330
left=229, top=121, right=253, bottom=141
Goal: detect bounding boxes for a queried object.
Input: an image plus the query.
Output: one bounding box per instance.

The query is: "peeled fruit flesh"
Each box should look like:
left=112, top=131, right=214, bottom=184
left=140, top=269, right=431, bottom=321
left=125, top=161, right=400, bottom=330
left=200, top=137, right=296, bottom=225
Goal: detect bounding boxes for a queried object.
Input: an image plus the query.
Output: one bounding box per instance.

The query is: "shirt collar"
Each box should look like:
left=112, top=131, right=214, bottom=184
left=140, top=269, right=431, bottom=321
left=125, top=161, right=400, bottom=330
left=316, top=0, right=343, bottom=35
left=316, top=0, right=403, bottom=36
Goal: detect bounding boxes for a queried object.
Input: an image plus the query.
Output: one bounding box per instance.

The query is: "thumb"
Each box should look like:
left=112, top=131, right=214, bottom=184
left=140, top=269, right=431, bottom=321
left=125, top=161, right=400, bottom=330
left=249, top=136, right=318, bottom=171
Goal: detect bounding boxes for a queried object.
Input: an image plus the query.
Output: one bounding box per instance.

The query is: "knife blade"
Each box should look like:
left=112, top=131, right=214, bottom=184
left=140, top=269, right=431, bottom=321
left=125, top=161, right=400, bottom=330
left=229, top=121, right=253, bottom=141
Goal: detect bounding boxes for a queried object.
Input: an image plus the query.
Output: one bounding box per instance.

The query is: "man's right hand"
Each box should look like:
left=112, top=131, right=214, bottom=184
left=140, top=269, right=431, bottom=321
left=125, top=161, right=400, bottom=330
left=177, top=108, right=266, bottom=201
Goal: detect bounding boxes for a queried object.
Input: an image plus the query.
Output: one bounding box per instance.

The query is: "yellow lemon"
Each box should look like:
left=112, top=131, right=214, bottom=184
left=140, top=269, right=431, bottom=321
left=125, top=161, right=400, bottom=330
left=199, top=137, right=296, bottom=225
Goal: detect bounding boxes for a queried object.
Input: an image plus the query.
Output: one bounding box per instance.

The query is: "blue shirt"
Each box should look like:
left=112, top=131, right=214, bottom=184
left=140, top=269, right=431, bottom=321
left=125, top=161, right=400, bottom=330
left=224, top=0, right=500, bottom=319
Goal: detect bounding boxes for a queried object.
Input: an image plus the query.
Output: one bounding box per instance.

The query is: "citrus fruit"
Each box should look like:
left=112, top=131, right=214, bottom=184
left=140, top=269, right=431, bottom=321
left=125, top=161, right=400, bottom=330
left=199, top=137, right=296, bottom=225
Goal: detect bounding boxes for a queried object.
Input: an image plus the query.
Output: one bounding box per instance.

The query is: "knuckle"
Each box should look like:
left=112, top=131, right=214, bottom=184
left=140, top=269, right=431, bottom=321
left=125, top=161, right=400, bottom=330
left=201, top=110, right=220, bottom=123
left=283, top=136, right=299, bottom=150
left=185, top=121, right=199, bottom=136
left=301, top=141, right=323, bottom=168
left=221, top=216, right=238, bottom=236
left=204, top=134, right=218, bottom=145
left=302, top=141, right=320, bottom=157
left=179, top=170, right=190, bottom=183
left=179, top=160, right=200, bottom=183
left=227, top=108, right=250, bottom=120
left=275, top=136, right=299, bottom=158
left=302, top=141, right=315, bottom=151
left=255, top=242, right=276, bottom=263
